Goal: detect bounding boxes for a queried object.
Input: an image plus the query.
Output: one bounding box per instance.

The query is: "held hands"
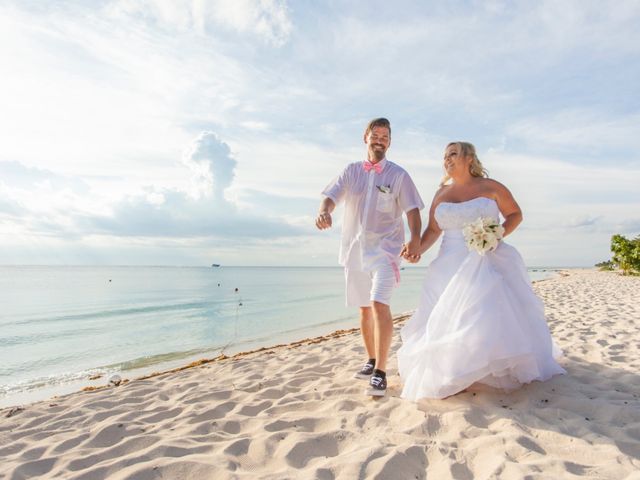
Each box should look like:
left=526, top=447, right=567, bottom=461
left=315, top=211, right=332, bottom=230
left=401, top=238, right=422, bottom=263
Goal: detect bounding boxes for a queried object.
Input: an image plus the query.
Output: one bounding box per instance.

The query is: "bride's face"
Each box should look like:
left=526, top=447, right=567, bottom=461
left=443, top=145, right=469, bottom=176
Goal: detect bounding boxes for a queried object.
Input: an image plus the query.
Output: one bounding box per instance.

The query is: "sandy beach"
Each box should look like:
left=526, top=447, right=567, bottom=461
left=1, top=269, right=639, bottom=479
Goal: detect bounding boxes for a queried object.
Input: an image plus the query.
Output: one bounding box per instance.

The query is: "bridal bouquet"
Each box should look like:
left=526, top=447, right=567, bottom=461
left=462, top=216, right=505, bottom=255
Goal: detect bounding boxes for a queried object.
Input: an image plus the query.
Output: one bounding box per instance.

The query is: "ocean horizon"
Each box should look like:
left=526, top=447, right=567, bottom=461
left=0, top=265, right=567, bottom=406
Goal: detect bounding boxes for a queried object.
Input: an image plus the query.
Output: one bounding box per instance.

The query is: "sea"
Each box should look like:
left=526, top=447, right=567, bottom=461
left=0, top=265, right=562, bottom=406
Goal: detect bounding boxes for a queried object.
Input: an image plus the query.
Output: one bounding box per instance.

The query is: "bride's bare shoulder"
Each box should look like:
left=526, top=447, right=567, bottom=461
left=478, top=178, right=510, bottom=196
left=432, top=184, right=451, bottom=204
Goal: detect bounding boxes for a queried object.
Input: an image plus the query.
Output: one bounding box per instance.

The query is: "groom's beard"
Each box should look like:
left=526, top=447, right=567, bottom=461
left=370, top=145, right=386, bottom=161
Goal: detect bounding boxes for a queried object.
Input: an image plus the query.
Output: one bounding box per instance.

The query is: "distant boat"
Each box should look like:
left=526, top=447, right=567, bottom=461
left=211, top=264, right=221, bottom=267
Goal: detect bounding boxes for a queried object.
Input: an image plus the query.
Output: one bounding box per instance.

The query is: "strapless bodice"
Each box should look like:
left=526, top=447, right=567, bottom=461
left=435, top=197, right=500, bottom=231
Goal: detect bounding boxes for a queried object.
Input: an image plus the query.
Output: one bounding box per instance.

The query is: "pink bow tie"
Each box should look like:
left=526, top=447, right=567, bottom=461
left=363, top=161, right=382, bottom=174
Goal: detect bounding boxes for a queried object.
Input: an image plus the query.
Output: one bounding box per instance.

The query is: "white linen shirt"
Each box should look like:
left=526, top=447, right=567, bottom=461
left=322, top=158, right=424, bottom=272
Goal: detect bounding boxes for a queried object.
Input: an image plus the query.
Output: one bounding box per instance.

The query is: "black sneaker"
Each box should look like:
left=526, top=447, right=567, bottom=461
left=365, top=372, right=387, bottom=396
left=353, top=361, right=375, bottom=379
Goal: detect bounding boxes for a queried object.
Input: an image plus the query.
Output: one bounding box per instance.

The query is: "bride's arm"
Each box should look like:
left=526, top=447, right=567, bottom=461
left=402, top=190, right=443, bottom=261
left=417, top=198, right=443, bottom=255
left=491, top=180, right=522, bottom=237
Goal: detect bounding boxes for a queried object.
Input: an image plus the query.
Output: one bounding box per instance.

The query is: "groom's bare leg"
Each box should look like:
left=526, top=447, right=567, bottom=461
left=359, top=307, right=375, bottom=359
left=372, top=301, right=393, bottom=372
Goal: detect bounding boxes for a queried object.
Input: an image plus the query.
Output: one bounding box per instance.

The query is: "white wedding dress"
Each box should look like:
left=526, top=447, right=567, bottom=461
left=398, top=197, right=565, bottom=400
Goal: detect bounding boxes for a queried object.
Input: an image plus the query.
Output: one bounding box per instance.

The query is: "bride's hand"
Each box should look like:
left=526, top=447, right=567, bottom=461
left=406, top=253, right=421, bottom=264
left=401, top=244, right=422, bottom=263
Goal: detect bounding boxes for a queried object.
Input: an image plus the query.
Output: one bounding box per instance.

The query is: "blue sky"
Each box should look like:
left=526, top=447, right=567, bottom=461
left=0, top=0, right=638, bottom=266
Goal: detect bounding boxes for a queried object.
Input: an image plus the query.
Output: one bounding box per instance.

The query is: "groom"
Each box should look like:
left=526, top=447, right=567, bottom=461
left=315, top=117, right=424, bottom=396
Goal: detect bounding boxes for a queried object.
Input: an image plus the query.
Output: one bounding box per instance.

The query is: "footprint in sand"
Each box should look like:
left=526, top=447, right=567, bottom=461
left=85, top=423, right=130, bottom=449
left=187, top=401, right=236, bottom=423
left=614, top=439, right=640, bottom=460
left=12, top=458, right=57, bottom=479
left=139, top=406, right=182, bottom=423
left=450, top=461, right=473, bottom=480
left=462, top=411, right=488, bottom=429
left=265, top=417, right=317, bottom=433
left=284, top=434, right=340, bottom=468
left=220, top=420, right=241, bottom=434
left=53, top=433, right=90, bottom=453
left=256, top=388, right=285, bottom=400
left=564, top=461, right=589, bottom=475
left=224, top=437, right=251, bottom=456
left=67, top=435, right=160, bottom=471
left=314, top=467, right=335, bottom=480
left=18, top=445, right=47, bottom=461
left=610, top=355, right=627, bottom=362
left=181, top=389, right=233, bottom=404
left=364, top=446, right=428, bottom=480
left=0, top=441, right=27, bottom=458
left=237, top=400, right=272, bottom=417
left=515, top=435, right=546, bottom=455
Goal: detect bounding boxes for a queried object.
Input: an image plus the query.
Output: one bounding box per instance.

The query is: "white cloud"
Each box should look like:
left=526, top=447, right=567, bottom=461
left=106, top=0, right=292, bottom=45
left=0, top=3, right=191, bottom=177
left=506, top=110, right=640, bottom=159
left=614, top=219, right=640, bottom=235
left=240, top=121, right=270, bottom=131
left=181, top=131, right=237, bottom=200
left=563, top=215, right=602, bottom=229
left=208, top=0, right=292, bottom=46
left=0, top=162, right=99, bottom=237
left=0, top=131, right=310, bottom=246
left=85, top=187, right=306, bottom=239
left=0, top=1, right=639, bottom=266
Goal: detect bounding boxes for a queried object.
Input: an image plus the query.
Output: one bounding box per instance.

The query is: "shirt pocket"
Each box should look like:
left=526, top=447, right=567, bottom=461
left=376, top=192, right=394, bottom=213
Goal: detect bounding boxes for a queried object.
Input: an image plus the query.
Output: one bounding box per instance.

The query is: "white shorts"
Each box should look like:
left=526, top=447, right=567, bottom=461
left=345, top=263, right=399, bottom=307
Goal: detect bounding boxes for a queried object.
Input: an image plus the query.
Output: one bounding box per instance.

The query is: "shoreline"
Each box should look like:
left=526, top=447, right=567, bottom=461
left=0, top=268, right=570, bottom=409
left=1, top=268, right=639, bottom=479
left=0, top=313, right=413, bottom=410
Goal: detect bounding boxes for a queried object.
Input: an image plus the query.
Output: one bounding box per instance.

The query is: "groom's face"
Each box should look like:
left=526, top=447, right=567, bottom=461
left=365, top=126, right=391, bottom=163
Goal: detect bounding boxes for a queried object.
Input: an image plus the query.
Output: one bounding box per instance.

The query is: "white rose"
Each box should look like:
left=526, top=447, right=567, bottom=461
left=462, top=216, right=504, bottom=255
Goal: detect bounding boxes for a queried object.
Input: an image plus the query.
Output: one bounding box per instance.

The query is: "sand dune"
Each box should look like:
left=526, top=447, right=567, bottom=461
left=1, top=269, right=639, bottom=479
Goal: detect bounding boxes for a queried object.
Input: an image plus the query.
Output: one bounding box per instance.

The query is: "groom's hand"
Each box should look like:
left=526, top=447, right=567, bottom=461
left=401, top=242, right=421, bottom=263
left=315, top=211, right=332, bottom=230
left=405, top=238, right=421, bottom=260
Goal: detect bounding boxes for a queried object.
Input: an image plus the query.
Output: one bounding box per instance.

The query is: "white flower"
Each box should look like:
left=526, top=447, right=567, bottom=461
left=462, top=216, right=505, bottom=255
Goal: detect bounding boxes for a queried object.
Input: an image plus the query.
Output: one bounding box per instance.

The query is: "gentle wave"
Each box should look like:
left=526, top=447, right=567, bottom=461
left=0, top=368, right=110, bottom=396
left=7, top=300, right=231, bottom=327
left=104, top=313, right=356, bottom=372
left=0, top=312, right=357, bottom=398
left=102, top=347, right=219, bottom=372
left=0, top=327, right=103, bottom=347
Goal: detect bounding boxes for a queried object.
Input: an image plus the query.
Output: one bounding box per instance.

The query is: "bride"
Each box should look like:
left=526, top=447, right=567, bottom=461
left=398, top=142, right=565, bottom=401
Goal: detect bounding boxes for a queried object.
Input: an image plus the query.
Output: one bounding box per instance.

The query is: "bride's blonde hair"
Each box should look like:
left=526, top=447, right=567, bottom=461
left=440, top=141, right=489, bottom=186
